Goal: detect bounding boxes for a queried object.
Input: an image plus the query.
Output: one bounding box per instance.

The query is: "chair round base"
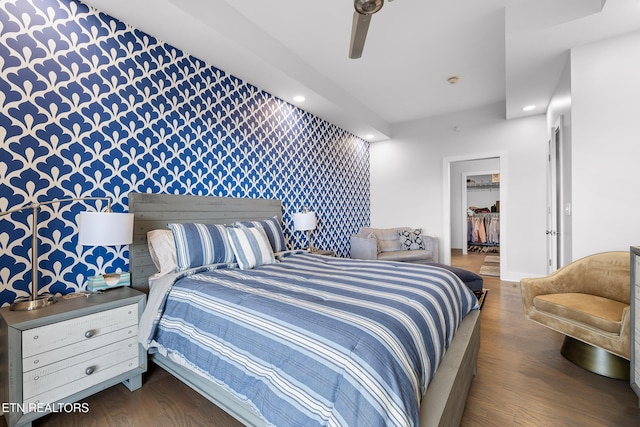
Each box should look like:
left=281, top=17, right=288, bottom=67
left=560, top=335, right=629, bottom=380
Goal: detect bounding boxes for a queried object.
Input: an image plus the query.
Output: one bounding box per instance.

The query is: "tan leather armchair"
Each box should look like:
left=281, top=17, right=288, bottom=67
left=520, top=251, right=630, bottom=379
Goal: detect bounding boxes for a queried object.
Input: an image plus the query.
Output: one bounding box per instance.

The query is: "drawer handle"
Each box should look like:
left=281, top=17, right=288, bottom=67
left=85, top=330, right=96, bottom=338
left=85, top=366, right=96, bottom=375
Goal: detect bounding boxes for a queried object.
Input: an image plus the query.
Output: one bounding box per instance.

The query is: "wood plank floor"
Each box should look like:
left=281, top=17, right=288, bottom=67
left=453, top=251, right=639, bottom=427
left=3, top=252, right=639, bottom=426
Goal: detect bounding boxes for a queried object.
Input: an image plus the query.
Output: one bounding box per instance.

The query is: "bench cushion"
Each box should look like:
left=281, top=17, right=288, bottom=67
left=534, top=292, right=628, bottom=334
left=424, top=262, right=484, bottom=292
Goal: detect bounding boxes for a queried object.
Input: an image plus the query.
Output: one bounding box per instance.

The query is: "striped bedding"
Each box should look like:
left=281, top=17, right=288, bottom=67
left=147, top=253, right=478, bottom=427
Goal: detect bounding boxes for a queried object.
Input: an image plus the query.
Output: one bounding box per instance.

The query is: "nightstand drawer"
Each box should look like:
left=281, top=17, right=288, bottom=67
left=22, top=303, right=138, bottom=357
left=23, top=356, right=140, bottom=413
left=23, top=335, right=139, bottom=408
left=23, top=325, right=138, bottom=372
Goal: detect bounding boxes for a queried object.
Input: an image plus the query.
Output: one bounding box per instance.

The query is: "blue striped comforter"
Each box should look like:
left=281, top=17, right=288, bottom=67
left=151, top=253, right=477, bottom=427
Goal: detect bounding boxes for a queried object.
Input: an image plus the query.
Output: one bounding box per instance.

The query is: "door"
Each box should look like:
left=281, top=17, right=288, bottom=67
left=546, top=124, right=561, bottom=273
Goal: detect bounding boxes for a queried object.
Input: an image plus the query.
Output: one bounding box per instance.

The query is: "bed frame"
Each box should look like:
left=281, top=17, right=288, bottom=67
left=128, top=192, right=480, bottom=426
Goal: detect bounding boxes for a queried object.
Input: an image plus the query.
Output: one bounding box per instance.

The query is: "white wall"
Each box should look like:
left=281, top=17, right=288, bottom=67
left=370, top=102, right=548, bottom=281
left=570, top=31, right=640, bottom=258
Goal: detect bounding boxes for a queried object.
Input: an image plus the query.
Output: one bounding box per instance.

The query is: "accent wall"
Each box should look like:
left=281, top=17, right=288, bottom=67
left=0, top=0, right=370, bottom=306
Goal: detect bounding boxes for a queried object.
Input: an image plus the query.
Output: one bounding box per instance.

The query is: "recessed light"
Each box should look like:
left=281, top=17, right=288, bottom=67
left=293, top=95, right=305, bottom=103
left=522, top=105, right=536, bottom=111
left=365, top=134, right=375, bottom=140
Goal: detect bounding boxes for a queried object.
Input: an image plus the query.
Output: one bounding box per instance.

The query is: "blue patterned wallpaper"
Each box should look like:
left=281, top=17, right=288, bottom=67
left=0, top=0, right=370, bottom=307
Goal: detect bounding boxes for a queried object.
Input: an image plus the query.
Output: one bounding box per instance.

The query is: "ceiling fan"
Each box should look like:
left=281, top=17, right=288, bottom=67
left=349, top=0, right=394, bottom=59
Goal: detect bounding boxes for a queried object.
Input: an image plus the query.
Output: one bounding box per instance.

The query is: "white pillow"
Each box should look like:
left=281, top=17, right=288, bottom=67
left=226, top=226, right=276, bottom=270
left=147, top=229, right=178, bottom=278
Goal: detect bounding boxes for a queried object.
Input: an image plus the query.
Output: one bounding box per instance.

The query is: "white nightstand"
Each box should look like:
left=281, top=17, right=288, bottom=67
left=0, top=288, right=147, bottom=427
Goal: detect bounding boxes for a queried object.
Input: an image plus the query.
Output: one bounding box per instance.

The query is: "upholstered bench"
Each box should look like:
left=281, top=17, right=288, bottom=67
left=425, top=262, right=483, bottom=293
left=424, top=262, right=486, bottom=308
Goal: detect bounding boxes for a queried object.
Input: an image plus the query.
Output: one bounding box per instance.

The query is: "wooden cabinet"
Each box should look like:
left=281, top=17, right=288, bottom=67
left=0, top=288, right=146, bottom=427
left=631, top=247, right=640, bottom=407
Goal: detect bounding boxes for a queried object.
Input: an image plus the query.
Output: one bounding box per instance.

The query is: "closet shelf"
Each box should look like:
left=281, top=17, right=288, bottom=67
left=467, top=182, right=499, bottom=190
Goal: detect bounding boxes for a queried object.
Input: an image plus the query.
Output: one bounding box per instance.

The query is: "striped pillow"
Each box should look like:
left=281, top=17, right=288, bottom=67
left=236, top=216, right=288, bottom=253
left=168, top=223, right=235, bottom=271
left=226, top=226, right=276, bottom=270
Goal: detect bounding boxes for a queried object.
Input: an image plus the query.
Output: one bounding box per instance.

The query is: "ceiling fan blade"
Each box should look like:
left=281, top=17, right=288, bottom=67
left=349, top=12, right=372, bottom=59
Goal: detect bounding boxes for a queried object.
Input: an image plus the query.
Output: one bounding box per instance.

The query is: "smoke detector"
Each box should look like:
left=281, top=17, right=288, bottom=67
left=447, top=76, right=460, bottom=85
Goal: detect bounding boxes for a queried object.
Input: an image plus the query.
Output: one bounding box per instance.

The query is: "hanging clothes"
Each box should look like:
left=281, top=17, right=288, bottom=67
left=467, top=213, right=500, bottom=247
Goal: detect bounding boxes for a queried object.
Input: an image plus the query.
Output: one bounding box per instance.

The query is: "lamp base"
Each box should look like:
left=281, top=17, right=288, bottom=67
left=10, top=294, right=57, bottom=311
left=306, top=230, right=314, bottom=252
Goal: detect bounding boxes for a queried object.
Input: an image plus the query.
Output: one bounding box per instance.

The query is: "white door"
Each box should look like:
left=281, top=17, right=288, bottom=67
left=546, top=125, right=561, bottom=273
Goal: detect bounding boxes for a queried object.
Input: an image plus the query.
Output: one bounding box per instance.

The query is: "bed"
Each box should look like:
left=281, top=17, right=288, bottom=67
left=128, top=193, right=480, bottom=426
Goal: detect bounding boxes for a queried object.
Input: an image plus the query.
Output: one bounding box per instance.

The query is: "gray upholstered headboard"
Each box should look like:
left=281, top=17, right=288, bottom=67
left=128, top=193, right=282, bottom=292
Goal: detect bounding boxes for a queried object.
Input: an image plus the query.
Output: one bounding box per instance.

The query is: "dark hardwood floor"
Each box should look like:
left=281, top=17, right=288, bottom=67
left=454, top=251, right=639, bottom=427
left=3, top=251, right=639, bottom=426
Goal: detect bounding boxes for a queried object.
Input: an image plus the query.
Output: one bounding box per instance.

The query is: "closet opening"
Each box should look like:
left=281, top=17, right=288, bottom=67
left=442, top=152, right=506, bottom=279
left=441, top=152, right=509, bottom=280
left=464, top=172, right=500, bottom=255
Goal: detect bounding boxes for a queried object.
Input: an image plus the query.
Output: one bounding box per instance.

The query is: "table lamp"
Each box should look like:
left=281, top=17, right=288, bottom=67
left=292, top=209, right=317, bottom=251
left=1, top=197, right=133, bottom=311
left=78, top=210, right=134, bottom=287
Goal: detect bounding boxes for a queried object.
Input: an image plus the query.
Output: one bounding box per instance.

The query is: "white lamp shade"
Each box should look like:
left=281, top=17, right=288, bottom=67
left=292, top=211, right=317, bottom=231
left=78, top=212, right=134, bottom=246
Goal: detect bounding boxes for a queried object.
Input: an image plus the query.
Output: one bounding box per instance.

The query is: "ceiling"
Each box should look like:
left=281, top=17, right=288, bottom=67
left=82, top=0, right=640, bottom=141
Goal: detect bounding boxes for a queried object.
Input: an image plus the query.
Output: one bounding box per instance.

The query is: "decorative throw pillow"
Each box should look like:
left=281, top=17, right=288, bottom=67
left=398, top=229, right=425, bottom=251
left=147, top=229, right=178, bottom=277
left=376, top=228, right=402, bottom=252
left=168, top=223, right=235, bottom=271
left=367, top=232, right=381, bottom=254
left=235, top=216, right=288, bottom=252
left=226, top=225, right=276, bottom=270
